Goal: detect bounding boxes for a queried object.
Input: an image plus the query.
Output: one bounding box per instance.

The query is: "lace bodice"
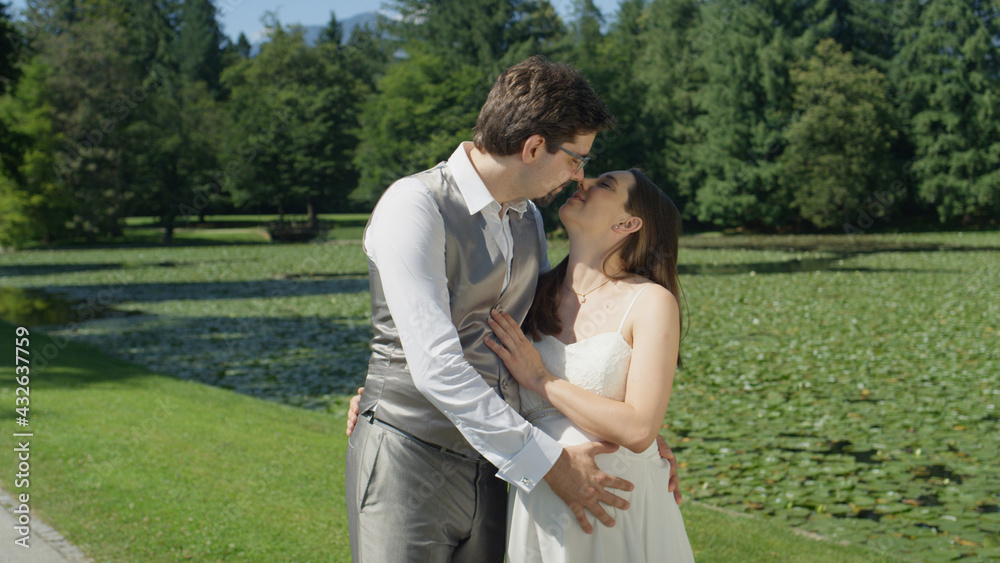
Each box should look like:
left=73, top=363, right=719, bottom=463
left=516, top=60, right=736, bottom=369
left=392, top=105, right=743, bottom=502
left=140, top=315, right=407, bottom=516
left=519, top=286, right=649, bottom=424
left=520, top=333, right=632, bottom=423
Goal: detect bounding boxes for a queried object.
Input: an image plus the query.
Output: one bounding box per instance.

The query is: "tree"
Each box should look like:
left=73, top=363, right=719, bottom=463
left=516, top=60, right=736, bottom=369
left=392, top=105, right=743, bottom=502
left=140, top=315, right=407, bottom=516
left=894, top=0, right=1000, bottom=222
left=35, top=14, right=146, bottom=239
left=779, top=39, right=899, bottom=228
left=319, top=11, right=343, bottom=45
left=342, top=21, right=391, bottom=92
left=1, top=1, right=24, bottom=180
left=1, top=1, right=19, bottom=93
left=173, top=0, right=225, bottom=95
left=222, top=22, right=363, bottom=224
left=812, top=0, right=915, bottom=72
left=684, top=0, right=817, bottom=227
left=0, top=58, right=72, bottom=246
left=630, top=0, right=702, bottom=206
left=351, top=49, right=484, bottom=205
left=569, top=0, right=603, bottom=62
left=386, top=0, right=564, bottom=68
left=126, top=70, right=221, bottom=243
left=353, top=0, right=565, bottom=205
left=234, top=32, right=251, bottom=58
left=12, top=0, right=180, bottom=242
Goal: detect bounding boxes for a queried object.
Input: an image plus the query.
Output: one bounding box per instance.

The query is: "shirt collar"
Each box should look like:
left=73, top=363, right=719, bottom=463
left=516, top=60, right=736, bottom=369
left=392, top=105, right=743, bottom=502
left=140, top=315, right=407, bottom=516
left=448, top=142, right=529, bottom=217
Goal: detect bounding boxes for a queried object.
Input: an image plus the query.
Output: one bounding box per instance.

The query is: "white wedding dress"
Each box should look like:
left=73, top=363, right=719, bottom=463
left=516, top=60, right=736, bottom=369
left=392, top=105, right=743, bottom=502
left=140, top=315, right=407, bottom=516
left=506, top=289, right=695, bottom=562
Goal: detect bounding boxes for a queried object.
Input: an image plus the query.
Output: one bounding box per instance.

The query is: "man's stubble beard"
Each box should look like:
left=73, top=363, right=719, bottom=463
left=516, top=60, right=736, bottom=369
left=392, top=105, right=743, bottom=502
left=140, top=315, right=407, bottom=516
left=531, top=181, right=573, bottom=208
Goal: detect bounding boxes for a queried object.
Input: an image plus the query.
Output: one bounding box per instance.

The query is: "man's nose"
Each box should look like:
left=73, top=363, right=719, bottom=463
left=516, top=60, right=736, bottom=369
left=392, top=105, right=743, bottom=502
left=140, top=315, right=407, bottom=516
left=572, top=166, right=587, bottom=184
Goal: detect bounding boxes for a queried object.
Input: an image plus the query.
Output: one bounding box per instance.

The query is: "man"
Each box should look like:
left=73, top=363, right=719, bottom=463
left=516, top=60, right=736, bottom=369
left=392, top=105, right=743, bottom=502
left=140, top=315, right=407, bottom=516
left=345, top=56, right=677, bottom=562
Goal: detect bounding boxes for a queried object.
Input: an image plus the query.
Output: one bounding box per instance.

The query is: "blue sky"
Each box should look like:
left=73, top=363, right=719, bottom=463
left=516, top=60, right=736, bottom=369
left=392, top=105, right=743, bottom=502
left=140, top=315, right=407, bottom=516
left=8, top=0, right=623, bottom=42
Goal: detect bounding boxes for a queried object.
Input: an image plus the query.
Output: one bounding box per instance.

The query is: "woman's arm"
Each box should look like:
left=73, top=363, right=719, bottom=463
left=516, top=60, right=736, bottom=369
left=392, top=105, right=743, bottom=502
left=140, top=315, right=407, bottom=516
left=486, top=286, right=680, bottom=453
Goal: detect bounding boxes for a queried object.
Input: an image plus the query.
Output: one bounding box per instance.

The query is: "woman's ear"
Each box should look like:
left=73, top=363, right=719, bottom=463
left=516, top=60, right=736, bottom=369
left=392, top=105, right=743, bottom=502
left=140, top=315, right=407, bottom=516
left=615, top=216, right=642, bottom=235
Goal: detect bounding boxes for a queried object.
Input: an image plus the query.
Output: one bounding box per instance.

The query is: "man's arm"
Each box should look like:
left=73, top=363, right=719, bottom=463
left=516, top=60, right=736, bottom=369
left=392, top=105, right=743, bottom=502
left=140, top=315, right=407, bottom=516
left=347, top=386, right=664, bottom=523
left=365, top=181, right=563, bottom=491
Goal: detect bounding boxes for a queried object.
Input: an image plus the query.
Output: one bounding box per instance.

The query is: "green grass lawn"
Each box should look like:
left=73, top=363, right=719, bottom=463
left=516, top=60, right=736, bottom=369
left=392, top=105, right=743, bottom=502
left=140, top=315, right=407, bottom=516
left=0, top=319, right=350, bottom=560
left=0, top=319, right=897, bottom=561
left=1, top=230, right=998, bottom=560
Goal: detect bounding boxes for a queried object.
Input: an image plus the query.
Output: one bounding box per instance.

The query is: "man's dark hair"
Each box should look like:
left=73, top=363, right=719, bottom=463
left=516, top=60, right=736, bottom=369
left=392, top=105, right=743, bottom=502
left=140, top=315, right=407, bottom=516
left=473, top=55, right=616, bottom=156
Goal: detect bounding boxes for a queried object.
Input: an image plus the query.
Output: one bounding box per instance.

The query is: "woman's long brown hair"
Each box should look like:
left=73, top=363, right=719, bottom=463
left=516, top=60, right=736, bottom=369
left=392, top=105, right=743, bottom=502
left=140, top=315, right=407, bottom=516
left=523, top=169, right=684, bottom=365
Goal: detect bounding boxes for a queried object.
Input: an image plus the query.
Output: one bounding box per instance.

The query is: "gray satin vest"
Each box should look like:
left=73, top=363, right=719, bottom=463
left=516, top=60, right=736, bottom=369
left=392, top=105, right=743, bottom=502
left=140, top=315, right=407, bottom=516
left=359, top=162, right=543, bottom=458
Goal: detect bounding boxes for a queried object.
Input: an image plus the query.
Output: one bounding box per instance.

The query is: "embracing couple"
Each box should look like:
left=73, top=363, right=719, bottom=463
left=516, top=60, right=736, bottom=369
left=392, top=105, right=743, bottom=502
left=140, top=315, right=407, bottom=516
left=345, top=55, right=694, bottom=562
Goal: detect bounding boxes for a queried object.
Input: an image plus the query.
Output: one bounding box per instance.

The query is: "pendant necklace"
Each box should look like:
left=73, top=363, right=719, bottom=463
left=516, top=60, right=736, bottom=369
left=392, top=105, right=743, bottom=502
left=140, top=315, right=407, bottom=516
left=564, top=277, right=614, bottom=304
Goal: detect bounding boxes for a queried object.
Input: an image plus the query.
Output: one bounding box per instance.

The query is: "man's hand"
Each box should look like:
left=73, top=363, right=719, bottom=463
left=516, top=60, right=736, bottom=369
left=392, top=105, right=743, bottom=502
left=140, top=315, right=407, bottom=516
left=656, top=434, right=683, bottom=505
left=346, top=387, right=364, bottom=436
left=485, top=309, right=550, bottom=393
left=543, top=442, right=634, bottom=534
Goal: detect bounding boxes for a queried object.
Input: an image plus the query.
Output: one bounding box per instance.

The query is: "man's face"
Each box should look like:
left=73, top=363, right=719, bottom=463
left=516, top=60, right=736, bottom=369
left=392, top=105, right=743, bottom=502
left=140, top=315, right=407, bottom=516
left=530, top=133, right=595, bottom=207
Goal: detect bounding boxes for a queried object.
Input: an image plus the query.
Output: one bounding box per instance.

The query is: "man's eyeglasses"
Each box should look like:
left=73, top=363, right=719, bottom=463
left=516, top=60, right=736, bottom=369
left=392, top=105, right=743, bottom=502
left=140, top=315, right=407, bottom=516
left=557, top=146, right=591, bottom=174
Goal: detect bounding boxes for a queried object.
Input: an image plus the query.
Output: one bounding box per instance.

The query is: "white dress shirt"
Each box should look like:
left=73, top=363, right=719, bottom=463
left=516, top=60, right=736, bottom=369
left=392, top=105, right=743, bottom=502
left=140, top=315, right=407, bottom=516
left=363, top=142, right=562, bottom=493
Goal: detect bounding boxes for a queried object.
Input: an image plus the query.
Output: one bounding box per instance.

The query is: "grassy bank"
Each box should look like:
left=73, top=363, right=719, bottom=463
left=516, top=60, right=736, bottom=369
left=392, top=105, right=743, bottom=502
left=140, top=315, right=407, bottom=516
left=0, top=320, right=349, bottom=560
left=0, top=320, right=896, bottom=561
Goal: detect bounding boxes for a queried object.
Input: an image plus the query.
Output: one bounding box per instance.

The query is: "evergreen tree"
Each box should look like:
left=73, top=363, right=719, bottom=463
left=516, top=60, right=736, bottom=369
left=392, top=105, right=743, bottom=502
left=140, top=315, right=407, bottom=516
left=36, top=14, right=144, bottom=239
left=813, top=0, right=913, bottom=72
left=222, top=22, right=363, bottom=223
left=127, top=71, right=220, bottom=243
left=354, top=0, right=565, bottom=205
left=1, top=1, right=19, bottom=94
left=0, top=58, right=72, bottom=246
left=387, top=0, right=564, bottom=68
left=14, top=0, right=178, bottom=241
left=779, top=39, right=899, bottom=228
left=173, top=0, right=225, bottom=94
left=319, top=11, right=343, bottom=45
left=342, top=21, right=391, bottom=92
left=351, top=48, right=483, bottom=206
left=632, top=0, right=702, bottom=205
left=686, top=0, right=814, bottom=227
left=1, top=1, right=24, bottom=180
left=894, top=0, right=1000, bottom=222
left=570, top=0, right=603, bottom=62
left=234, top=32, right=251, bottom=58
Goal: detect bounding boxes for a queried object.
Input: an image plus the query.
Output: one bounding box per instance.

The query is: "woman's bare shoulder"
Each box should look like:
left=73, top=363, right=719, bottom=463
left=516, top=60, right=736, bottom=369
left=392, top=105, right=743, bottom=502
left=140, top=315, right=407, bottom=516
left=627, top=280, right=679, bottom=319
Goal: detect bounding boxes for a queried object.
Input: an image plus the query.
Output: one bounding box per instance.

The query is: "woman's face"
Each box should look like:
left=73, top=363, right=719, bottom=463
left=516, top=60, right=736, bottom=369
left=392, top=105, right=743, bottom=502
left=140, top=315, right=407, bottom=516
left=558, top=170, right=635, bottom=232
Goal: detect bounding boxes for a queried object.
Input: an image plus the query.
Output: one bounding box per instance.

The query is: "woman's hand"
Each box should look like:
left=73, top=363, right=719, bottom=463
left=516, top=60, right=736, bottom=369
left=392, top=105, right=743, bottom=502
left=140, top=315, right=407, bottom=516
left=485, top=309, right=550, bottom=393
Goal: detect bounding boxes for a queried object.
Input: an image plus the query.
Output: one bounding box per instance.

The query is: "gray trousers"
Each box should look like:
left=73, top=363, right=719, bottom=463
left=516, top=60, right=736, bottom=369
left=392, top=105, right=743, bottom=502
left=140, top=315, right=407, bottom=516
left=345, top=414, right=508, bottom=562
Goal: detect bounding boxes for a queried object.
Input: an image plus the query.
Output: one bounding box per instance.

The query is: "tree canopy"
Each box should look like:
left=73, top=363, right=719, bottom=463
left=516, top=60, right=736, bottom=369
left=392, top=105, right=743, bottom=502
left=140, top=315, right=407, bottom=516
left=1, top=0, right=997, bottom=247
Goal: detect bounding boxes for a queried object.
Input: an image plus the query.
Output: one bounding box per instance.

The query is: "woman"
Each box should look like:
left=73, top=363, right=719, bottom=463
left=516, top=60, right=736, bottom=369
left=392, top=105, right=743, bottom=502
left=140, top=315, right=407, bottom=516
left=485, top=168, right=694, bottom=562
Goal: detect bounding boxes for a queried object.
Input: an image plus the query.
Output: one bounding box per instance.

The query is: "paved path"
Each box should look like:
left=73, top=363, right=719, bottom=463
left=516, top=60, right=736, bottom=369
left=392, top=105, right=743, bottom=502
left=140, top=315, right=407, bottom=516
left=0, top=488, right=89, bottom=563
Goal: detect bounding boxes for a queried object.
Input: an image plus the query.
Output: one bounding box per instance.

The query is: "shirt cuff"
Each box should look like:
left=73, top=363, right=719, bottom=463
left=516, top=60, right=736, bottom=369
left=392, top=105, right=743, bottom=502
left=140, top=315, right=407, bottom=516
left=495, top=428, right=564, bottom=494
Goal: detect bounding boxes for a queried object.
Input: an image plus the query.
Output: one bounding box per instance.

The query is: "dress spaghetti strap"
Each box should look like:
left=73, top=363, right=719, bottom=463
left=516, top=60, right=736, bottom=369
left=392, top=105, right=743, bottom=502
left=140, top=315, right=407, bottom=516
left=617, top=285, right=650, bottom=334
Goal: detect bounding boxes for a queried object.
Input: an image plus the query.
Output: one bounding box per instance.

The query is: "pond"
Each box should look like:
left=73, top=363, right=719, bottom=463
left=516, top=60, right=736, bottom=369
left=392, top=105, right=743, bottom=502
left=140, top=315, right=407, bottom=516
left=0, top=287, right=142, bottom=326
